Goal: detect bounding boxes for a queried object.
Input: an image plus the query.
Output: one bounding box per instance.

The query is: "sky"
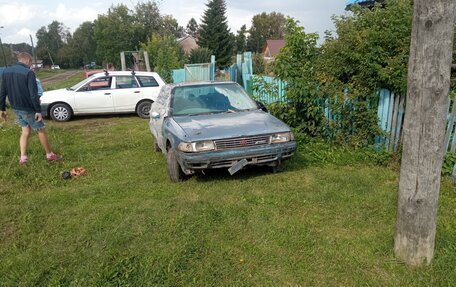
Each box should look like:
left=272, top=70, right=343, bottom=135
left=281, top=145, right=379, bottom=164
left=0, top=0, right=349, bottom=44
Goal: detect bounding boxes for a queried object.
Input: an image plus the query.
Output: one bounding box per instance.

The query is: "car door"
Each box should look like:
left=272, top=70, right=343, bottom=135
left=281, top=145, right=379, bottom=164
left=150, top=86, right=171, bottom=151
left=136, top=75, right=161, bottom=102
left=74, top=76, right=114, bottom=113
left=111, top=75, right=141, bottom=112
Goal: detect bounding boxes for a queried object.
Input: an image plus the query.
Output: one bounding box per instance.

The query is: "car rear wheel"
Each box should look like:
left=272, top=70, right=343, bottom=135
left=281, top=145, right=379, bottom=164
left=136, top=101, right=152, bottom=119
left=167, top=148, right=185, bottom=182
left=50, top=103, right=72, bottom=122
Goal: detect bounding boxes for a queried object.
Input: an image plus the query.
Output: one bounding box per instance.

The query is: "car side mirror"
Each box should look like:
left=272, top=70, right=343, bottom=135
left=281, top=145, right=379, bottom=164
left=256, top=101, right=268, bottom=113
left=151, top=111, right=160, bottom=119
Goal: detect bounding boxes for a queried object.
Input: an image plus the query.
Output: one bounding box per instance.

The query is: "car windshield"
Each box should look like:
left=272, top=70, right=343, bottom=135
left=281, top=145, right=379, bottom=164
left=171, top=83, right=258, bottom=116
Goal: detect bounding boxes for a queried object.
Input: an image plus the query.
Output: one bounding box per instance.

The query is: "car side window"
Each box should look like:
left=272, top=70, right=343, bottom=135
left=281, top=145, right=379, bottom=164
left=136, top=76, right=159, bottom=87
left=115, top=76, right=138, bottom=89
left=80, top=76, right=112, bottom=91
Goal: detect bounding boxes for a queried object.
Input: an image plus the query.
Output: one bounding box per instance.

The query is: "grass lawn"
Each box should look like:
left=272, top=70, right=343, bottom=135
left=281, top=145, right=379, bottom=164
left=0, top=76, right=455, bottom=285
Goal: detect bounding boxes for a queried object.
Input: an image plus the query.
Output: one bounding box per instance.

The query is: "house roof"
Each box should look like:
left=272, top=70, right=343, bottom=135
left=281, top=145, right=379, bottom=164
left=262, top=40, right=286, bottom=57
left=177, top=35, right=199, bottom=54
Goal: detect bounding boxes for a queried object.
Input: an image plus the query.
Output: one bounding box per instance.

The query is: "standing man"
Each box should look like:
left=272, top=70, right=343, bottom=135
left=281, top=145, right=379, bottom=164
left=0, top=52, right=62, bottom=165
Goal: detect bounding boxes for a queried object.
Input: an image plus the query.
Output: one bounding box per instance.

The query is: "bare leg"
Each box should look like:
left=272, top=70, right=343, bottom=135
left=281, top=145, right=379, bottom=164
left=20, top=126, right=31, bottom=157
left=37, top=128, right=52, bottom=154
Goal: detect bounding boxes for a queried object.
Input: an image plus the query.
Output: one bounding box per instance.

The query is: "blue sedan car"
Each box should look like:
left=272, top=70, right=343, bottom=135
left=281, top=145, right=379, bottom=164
left=149, top=82, right=297, bottom=182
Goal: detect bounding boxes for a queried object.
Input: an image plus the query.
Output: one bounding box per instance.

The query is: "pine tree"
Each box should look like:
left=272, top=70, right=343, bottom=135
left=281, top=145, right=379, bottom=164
left=235, top=25, right=247, bottom=53
left=197, top=0, right=233, bottom=67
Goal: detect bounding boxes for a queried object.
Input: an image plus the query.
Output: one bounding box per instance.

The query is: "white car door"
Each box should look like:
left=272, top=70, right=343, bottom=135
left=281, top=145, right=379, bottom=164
left=111, top=75, right=141, bottom=112
left=74, top=76, right=115, bottom=113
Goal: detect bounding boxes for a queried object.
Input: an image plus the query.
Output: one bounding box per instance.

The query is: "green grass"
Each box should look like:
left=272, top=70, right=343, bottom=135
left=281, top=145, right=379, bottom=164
left=0, top=113, right=455, bottom=285
left=36, top=69, right=62, bottom=79
left=36, top=69, right=85, bottom=91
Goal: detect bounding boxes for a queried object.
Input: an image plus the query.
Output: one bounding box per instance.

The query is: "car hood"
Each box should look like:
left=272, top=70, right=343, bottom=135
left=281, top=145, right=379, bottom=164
left=41, top=88, right=72, bottom=103
left=173, top=110, right=291, bottom=141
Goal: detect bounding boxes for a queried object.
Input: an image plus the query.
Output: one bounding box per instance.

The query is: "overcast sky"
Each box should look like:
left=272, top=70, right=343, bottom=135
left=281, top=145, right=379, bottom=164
left=0, top=0, right=349, bottom=44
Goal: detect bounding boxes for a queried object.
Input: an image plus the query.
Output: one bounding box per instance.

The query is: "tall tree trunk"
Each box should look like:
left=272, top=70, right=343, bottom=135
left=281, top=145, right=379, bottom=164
left=394, top=0, right=456, bottom=266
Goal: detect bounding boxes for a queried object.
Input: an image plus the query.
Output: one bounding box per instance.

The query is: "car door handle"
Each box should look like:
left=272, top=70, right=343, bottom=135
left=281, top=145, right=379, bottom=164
left=133, top=91, right=140, bottom=93
left=104, top=92, right=111, bottom=95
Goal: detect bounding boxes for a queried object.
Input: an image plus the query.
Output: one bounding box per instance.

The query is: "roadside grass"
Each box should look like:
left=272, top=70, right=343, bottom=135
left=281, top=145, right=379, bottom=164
left=36, top=69, right=62, bottom=79
left=36, top=69, right=85, bottom=91
left=0, top=114, right=455, bottom=286
left=1, top=69, right=455, bottom=287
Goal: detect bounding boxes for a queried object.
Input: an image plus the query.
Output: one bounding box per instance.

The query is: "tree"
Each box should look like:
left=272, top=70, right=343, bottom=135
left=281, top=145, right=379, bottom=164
left=271, top=18, right=322, bottom=136
left=141, top=33, right=186, bottom=82
left=93, top=4, right=137, bottom=68
left=316, top=0, right=413, bottom=144
left=394, top=0, right=456, bottom=266
left=197, top=0, right=233, bottom=67
left=186, top=18, right=199, bottom=37
left=188, top=47, right=212, bottom=64
left=134, top=1, right=162, bottom=41
left=66, top=21, right=97, bottom=68
left=36, top=21, right=70, bottom=66
left=162, top=15, right=184, bottom=38
left=235, top=25, right=247, bottom=53
left=247, top=12, right=287, bottom=53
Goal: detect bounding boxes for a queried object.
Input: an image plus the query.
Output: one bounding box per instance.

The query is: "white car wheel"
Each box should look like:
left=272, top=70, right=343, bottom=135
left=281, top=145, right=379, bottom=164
left=50, top=103, right=72, bottom=122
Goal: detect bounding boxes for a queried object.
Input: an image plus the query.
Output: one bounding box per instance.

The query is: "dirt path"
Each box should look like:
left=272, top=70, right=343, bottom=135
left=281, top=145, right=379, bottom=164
left=40, top=70, right=82, bottom=86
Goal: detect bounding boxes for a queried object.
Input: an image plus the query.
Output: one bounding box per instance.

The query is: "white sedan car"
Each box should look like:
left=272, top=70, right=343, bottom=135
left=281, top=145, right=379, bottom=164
left=40, top=71, right=165, bottom=122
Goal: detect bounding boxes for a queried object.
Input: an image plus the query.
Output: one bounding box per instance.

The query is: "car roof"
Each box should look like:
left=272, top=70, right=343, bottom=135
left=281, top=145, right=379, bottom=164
left=90, top=71, right=160, bottom=77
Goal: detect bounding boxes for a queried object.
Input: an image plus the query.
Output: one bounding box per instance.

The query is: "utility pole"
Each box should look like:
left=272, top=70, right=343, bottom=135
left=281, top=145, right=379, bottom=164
left=0, top=26, right=7, bottom=66
left=394, top=0, right=456, bottom=266
left=29, top=34, right=38, bottom=69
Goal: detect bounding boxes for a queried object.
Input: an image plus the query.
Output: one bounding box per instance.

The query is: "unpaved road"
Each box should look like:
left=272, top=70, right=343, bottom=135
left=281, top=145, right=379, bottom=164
left=40, top=70, right=82, bottom=87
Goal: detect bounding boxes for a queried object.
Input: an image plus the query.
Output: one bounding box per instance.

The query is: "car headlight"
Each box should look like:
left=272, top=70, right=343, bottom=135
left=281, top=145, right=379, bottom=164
left=177, top=140, right=215, bottom=152
left=271, top=132, right=294, bottom=143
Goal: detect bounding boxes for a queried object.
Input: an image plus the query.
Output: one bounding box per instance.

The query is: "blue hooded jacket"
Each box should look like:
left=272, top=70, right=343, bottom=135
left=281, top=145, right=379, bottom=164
left=0, top=62, right=40, bottom=113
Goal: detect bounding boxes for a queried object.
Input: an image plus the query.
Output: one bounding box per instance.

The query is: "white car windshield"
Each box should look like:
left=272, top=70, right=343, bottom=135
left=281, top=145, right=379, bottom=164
left=171, top=83, right=258, bottom=116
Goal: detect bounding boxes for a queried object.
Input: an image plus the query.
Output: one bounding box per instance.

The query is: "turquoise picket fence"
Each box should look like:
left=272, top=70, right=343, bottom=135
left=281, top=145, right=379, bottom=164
left=172, top=56, right=216, bottom=83
left=376, top=90, right=456, bottom=154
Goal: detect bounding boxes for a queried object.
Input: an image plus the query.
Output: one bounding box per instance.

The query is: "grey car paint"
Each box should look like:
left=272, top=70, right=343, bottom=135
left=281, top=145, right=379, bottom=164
left=149, top=81, right=297, bottom=179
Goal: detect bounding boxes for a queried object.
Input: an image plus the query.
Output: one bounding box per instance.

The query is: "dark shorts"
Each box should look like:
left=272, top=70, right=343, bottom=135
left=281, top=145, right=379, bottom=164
left=12, top=109, right=45, bottom=131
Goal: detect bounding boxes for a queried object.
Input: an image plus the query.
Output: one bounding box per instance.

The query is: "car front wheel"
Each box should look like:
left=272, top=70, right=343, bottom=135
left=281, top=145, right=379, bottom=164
left=167, top=148, right=185, bottom=182
left=50, top=103, right=72, bottom=122
left=136, top=101, right=152, bottom=119
left=153, top=137, right=161, bottom=152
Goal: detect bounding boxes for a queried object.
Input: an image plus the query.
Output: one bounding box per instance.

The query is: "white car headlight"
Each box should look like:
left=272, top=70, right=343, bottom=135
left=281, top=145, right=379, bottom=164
left=271, top=132, right=294, bottom=143
left=177, top=140, right=215, bottom=152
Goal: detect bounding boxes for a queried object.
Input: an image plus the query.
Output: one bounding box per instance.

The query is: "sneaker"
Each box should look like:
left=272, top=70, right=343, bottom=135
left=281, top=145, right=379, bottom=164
left=47, top=152, right=63, bottom=162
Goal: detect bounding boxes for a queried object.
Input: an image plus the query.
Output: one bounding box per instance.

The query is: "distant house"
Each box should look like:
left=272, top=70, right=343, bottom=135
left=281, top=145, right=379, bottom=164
left=31, top=60, right=43, bottom=69
left=262, top=39, right=286, bottom=62
left=177, top=35, right=199, bottom=54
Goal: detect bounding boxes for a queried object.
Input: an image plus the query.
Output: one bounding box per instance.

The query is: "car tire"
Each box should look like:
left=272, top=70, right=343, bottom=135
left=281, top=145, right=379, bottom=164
left=153, top=137, right=161, bottom=152
left=136, top=101, right=152, bottom=119
left=50, top=103, right=72, bottom=122
left=167, top=148, right=185, bottom=182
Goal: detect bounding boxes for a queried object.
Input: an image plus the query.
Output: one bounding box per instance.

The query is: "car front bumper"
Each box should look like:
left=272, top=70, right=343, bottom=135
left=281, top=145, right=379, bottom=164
left=176, top=141, right=297, bottom=172
left=40, top=103, right=49, bottom=117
